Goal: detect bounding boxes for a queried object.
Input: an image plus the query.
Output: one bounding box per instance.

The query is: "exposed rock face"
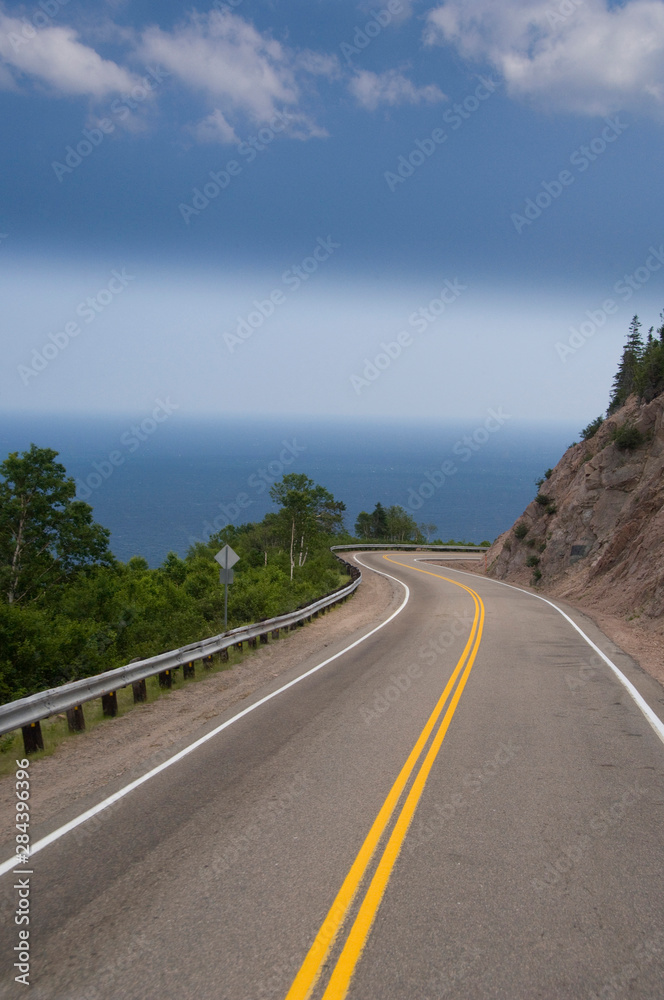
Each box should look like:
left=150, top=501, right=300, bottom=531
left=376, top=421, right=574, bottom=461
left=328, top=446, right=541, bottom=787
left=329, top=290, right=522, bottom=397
left=488, top=395, right=664, bottom=629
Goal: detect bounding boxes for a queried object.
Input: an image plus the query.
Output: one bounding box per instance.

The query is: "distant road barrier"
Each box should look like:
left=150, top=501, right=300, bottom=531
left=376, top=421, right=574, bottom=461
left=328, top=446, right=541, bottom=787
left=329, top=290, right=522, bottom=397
left=1, top=544, right=485, bottom=752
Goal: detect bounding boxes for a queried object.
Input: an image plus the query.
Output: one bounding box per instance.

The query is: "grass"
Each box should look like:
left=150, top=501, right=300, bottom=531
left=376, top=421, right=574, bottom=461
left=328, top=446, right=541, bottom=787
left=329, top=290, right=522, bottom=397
left=0, top=634, right=274, bottom=778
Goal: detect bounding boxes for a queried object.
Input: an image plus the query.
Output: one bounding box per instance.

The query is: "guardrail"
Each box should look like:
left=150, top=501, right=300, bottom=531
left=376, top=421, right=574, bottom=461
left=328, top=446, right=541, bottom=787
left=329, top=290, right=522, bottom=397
left=331, top=543, right=485, bottom=552
left=0, top=559, right=361, bottom=749
left=1, top=543, right=485, bottom=752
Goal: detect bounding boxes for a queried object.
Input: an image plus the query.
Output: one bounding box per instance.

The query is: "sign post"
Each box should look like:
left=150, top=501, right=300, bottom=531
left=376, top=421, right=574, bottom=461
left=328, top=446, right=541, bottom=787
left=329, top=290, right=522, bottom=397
left=215, top=544, right=240, bottom=630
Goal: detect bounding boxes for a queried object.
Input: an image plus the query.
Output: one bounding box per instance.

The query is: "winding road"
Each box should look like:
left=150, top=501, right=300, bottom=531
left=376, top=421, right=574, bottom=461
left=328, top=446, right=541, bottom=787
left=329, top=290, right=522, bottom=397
left=1, top=551, right=664, bottom=999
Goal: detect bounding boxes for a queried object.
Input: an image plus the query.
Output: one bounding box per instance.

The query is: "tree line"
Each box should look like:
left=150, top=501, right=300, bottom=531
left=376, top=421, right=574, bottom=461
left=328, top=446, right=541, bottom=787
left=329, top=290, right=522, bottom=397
left=0, top=453, right=350, bottom=702
left=0, top=446, right=490, bottom=704
left=579, top=311, right=664, bottom=443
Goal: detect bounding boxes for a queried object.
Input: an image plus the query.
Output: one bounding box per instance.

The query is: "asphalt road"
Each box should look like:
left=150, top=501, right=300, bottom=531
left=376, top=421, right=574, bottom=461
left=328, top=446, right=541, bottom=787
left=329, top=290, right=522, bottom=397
left=1, top=552, right=664, bottom=1000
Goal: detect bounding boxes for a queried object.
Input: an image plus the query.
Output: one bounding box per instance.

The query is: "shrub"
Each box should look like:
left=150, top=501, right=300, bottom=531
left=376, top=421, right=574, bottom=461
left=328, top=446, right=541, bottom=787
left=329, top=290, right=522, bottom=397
left=526, top=555, right=540, bottom=567
left=531, top=568, right=542, bottom=583
left=581, top=416, right=604, bottom=441
left=544, top=468, right=553, bottom=479
left=613, top=422, right=645, bottom=450
left=535, top=493, right=552, bottom=506
left=545, top=503, right=557, bottom=515
left=514, top=523, right=528, bottom=540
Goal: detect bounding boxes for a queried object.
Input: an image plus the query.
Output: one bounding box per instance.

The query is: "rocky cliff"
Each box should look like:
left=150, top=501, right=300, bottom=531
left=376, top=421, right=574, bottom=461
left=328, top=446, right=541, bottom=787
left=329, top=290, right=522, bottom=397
left=487, top=394, right=664, bottom=654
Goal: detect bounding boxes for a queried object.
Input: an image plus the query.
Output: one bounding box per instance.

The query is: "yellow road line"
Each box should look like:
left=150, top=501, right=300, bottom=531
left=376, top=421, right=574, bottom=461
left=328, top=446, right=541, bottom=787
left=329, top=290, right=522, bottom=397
left=283, top=558, right=485, bottom=1000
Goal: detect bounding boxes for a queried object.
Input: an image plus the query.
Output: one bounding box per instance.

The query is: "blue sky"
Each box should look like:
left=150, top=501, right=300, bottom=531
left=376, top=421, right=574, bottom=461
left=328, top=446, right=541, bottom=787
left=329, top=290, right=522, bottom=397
left=1, top=0, right=663, bottom=424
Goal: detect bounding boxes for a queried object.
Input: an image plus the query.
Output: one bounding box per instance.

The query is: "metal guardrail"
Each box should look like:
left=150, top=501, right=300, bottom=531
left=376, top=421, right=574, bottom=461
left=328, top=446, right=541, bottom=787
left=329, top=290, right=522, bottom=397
left=1, top=543, right=483, bottom=744
left=331, top=543, right=485, bottom=552
left=0, top=563, right=361, bottom=739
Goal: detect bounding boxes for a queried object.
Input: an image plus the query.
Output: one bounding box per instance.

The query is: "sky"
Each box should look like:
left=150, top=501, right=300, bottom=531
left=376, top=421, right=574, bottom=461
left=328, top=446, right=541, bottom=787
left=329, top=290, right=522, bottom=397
left=1, top=0, right=663, bottom=426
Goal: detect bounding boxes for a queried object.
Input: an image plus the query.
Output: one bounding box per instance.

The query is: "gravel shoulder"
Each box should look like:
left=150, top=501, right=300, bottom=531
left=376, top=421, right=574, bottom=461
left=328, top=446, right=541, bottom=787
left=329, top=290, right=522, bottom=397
left=0, top=558, right=396, bottom=849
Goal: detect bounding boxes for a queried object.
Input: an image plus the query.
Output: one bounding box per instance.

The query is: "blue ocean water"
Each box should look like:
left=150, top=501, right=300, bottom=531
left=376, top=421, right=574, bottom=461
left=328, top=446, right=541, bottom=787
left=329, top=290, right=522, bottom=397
left=0, top=413, right=579, bottom=566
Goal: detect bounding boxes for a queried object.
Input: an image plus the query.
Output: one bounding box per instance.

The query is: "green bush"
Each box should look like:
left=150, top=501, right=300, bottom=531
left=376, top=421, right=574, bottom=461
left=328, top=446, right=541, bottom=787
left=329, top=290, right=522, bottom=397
left=581, top=416, right=604, bottom=441
left=612, top=422, right=645, bottom=450
left=526, top=555, right=540, bottom=567
left=535, top=493, right=552, bottom=506
left=514, top=524, right=528, bottom=540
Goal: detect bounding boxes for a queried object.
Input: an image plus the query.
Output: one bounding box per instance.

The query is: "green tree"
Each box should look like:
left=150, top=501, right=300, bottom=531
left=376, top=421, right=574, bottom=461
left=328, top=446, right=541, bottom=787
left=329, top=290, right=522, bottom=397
left=635, top=323, right=664, bottom=403
left=354, top=510, right=373, bottom=539
left=0, top=445, right=112, bottom=605
left=385, top=505, right=420, bottom=542
left=269, top=473, right=346, bottom=580
left=608, top=316, right=644, bottom=413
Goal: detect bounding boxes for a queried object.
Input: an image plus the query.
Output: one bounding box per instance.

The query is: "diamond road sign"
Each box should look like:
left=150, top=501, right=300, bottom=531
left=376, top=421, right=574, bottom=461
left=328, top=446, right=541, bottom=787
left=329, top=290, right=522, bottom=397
left=215, top=544, right=240, bottom=570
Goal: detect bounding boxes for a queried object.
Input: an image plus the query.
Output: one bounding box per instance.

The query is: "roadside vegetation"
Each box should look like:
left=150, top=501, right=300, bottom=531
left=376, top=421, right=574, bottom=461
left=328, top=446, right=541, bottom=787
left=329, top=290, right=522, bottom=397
left=0, top=457, right=489, bottom=708
left=0, top=454, right=349, bottom=703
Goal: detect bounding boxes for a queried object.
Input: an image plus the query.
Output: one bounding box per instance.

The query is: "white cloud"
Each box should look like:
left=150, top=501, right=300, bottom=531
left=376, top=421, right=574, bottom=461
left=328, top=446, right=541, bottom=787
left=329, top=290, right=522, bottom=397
left=426, top=0, right=664, bottom=115
left=139, top=11, right=299, bottom=125
left=0, top=12, right=141, bottom=97
left=191, top=108, right=239, bottom=144
left=349, top=68, right=446, bottom=109
left=295, top=49, right=341, bottom=78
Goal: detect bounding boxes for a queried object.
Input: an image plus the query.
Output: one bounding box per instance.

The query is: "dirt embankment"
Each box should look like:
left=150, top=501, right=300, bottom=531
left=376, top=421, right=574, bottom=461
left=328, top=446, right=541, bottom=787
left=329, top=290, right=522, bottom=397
left=481, top=393, right=664, bottom=686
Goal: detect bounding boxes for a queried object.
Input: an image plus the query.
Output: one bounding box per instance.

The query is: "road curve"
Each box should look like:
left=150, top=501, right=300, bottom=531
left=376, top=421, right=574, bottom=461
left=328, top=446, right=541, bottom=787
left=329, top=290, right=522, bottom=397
left=1, top=551, right=663, bottom=1000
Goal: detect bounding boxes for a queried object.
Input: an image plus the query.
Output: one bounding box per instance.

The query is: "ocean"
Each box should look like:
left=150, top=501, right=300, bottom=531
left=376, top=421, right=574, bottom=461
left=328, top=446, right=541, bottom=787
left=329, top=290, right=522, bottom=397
left=0, top=412, right=579, bottom=566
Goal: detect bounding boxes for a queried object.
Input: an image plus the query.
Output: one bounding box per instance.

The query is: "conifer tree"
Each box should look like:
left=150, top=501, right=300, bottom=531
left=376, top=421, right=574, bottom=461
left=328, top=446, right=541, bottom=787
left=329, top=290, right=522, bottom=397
left=608, top=316, right=644, bottom=413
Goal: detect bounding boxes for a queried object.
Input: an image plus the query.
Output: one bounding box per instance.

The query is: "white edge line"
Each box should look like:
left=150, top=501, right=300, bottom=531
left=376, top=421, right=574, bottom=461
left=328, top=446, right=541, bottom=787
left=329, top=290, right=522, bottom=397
left=414, top=559, right=664, bottom=747
left=0, top=555, right=408, bottom=879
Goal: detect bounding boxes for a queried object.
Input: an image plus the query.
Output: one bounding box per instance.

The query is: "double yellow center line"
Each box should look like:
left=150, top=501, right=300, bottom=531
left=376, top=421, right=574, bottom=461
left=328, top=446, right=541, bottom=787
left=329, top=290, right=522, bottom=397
left=283, top=557, right=485, bottom=1000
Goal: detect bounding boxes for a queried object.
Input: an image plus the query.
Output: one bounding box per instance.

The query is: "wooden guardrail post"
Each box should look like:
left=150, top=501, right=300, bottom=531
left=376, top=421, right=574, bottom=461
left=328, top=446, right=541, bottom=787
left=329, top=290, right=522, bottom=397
left=248, top=636, right=257, bottom=648
left=271, top=629, right=280, bottom=639
left=67, top=705, right=85, bottom=732
left=132, top=679, right=147, bottom=703
left=203, top=655, right=214, bottom=669
left=22, top=722, right=43, bottom=754
left=101, top=692, right=118, bottom=717
left=183, top=661, right=195, bottom=679
left=158, top=669, right=172, bottom=689
left=220, top=648, right=229, bottom=662
left=259, top=633, right=269, bottom=644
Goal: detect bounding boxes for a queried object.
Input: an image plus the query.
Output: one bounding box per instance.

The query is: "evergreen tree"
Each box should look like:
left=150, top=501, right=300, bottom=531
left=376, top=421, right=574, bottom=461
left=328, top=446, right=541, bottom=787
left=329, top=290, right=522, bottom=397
left=370, top=502, right=389, bottom=539
left=608, top=316, right=644, bottom=413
